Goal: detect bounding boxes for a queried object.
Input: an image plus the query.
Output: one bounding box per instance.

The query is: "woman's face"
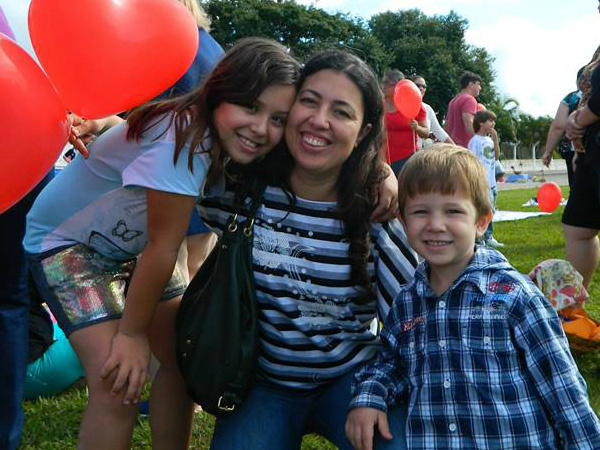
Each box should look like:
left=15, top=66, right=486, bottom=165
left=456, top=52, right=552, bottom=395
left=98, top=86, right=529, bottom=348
left=284, top=69, right=371, bottom=180
left=213, top=83, right=296, bottom=165
left=414, top=77, right=427, bottom=98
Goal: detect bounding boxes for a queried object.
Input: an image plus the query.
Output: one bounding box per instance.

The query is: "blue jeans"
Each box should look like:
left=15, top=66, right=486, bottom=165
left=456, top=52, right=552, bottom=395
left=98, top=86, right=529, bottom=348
left=0, top=171, right=54, bottom=450
left=210, top=369, right=359, bottom=450
left=374, top=405, right=407, bottom=450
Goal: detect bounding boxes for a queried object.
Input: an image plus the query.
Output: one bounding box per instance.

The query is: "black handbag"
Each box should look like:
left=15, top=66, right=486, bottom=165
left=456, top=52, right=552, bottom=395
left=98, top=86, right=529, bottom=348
left=175, top=184, right=264, bottom=415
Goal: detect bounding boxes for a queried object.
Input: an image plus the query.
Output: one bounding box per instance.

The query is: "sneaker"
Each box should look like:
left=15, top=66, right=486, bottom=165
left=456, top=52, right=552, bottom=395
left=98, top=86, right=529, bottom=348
left=522, top=197, right=538, bottom=207
left=485, top=237, right=505, bottom=248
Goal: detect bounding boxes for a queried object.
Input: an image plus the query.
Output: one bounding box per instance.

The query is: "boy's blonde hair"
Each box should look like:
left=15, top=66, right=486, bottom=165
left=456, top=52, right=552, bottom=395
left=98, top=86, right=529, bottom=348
left=398, top=144, right=492, bottom=219
left=179, top=0, right=211, bottom=30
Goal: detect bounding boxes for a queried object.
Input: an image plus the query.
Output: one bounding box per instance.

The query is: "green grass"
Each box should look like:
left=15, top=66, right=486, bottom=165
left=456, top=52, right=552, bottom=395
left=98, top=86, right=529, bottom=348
left=20, top=187, right=600, bottom=449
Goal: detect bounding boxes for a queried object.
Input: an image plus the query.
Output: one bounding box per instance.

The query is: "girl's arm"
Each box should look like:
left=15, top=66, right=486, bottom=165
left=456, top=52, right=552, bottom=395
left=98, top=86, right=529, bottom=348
left=100, top=189, right=195, bottom=404
left=410, top=119, right=430, bottom=139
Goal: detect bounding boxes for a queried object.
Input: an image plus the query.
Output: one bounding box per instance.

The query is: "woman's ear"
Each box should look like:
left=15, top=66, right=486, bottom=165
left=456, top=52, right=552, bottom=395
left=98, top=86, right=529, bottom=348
left=355, top=123, right=372, bottom=147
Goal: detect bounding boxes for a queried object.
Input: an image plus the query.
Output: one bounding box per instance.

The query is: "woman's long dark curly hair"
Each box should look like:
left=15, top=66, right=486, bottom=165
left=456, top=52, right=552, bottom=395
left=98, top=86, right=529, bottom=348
left=126, top=37, right=300, bottom=187
left=260, top=50, right=386, bottom=304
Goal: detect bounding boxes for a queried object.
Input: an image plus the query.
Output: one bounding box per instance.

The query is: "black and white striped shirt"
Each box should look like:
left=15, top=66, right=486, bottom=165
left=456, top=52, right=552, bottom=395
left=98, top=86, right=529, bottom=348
left=199, top=186, right=418, bottom=390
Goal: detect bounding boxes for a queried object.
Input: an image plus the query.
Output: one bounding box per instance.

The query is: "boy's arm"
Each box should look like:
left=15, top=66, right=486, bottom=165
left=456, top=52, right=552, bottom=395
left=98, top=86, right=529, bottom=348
left=350, top=305, right=408, bottom=412
left=490, top=129, right=499, bottom=159
left=512, top=292, right=600, bottom=449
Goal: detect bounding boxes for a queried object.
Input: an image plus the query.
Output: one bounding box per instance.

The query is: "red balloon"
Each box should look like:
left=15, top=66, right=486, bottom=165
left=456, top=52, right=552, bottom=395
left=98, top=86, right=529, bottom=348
left=477, top=103, right=486, bottom=111
left=537, top=182, right=562, bottom=213
left=0, top=34, right=68, bottom=213
left=28, top=0, right=199, bottom=119
left=393, top=79, right=423, bottom=119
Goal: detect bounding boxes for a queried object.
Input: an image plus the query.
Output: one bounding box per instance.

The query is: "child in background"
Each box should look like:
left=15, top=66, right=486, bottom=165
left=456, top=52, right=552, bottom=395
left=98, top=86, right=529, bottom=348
left=24, top=38, right=299, bottom=450
left=346, top=145, right=600, bottom=450
left=467, top=110, right=503, bottom=248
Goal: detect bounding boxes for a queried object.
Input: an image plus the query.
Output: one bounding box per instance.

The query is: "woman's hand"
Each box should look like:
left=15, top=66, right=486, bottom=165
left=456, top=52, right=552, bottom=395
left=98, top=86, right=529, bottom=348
left=371, top=164, right=398, bottom=222
left=541, top=150, right=553, bottom=168
left=345, top=407, right=392, bottom=450
left=100, top=331, right=150, bottom=405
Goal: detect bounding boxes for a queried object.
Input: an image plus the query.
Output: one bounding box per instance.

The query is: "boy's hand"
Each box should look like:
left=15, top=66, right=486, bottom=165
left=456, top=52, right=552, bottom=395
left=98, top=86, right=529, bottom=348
left=345, top=407, right=393, bottom=450
left=489, top=128, right=498, bottom=141
left=409, top=119, right=418, bottom=131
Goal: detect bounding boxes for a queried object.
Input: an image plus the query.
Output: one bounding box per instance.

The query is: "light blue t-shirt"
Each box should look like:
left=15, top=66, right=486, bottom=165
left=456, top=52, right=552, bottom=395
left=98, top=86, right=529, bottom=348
left=467, top=134, right=496, bottom=189
left=25, top=115, right=210, bottom=260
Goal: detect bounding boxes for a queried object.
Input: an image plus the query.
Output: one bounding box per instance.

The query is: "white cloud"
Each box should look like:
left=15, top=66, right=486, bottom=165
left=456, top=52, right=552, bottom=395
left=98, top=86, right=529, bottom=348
left=466, top=14, right=600, bottom=116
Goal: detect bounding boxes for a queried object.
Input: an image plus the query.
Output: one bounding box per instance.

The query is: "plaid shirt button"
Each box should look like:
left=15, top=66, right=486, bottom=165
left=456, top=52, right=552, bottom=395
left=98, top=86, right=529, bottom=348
left=449, top=423, right=457, bottom=432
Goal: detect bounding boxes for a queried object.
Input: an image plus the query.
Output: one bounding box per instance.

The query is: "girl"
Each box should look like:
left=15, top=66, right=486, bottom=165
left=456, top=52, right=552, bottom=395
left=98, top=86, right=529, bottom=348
left=199, top=50, right=418, bottom=450
left=24, top=37, right=299, bottom=450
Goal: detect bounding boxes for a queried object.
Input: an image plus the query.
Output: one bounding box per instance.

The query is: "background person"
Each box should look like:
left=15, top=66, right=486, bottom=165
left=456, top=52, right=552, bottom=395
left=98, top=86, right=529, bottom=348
left=563, top=29, right=600, bottom=289
left=200, top=50, right=418, bottom=450
left=410, top=75, right=454, bottom=149
left=468, top=109, right=503, bottom=248
left=444, top=71, right=482, bottom=147
left=382, top=69, right=429, bottom=174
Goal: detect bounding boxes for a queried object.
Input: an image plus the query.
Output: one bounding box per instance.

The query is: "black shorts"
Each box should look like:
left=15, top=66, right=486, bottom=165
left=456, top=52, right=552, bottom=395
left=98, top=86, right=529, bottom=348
left=562, top=155, right=600, bottom=230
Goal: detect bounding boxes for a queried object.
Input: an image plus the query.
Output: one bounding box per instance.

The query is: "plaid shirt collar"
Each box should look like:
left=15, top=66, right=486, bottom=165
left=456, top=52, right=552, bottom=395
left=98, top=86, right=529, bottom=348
left=411, top=245, right=513, bottom=298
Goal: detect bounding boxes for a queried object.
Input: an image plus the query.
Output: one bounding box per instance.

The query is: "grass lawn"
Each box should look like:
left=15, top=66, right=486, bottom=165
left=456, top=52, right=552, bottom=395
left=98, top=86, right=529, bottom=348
left=20, top=187, right=600, bottom=449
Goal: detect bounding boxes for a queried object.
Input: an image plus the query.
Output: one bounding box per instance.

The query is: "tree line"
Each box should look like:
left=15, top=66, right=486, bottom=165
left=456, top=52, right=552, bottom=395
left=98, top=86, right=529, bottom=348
left=202, top=0, right=551, bottom=153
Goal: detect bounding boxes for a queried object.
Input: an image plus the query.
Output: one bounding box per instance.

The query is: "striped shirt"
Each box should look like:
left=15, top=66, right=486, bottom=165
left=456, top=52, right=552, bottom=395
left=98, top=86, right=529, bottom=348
left=351, top=246, right=600, bottom=450
left=198, top=185, right=418, bottom=390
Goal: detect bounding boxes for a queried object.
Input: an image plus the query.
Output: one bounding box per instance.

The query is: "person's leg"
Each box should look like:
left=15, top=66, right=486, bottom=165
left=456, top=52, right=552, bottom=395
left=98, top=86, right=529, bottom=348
left=185, top=232, right=217, bottom=278
left=374, top=406, right=407, bottom=450
left=484, top=187, right=496, bottom=241
left=563, top=224, right=599, bottom=288
left=24, top=323, right=84, bottom=399
left=307, top=370, right=357, bottom=450
left=0, top=171, right=54, bottom=450
left=147, top=297, right=195, bottom=450
left=69, top=321, right=139, bottom=450
left=210, top=381, right=308, bottom=450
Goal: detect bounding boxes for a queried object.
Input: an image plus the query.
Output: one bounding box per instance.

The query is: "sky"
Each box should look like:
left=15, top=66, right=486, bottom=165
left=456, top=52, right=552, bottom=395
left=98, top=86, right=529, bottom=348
left=296, top=0, right=600, bottom=117
left=1, top=0, right=598, bottom=118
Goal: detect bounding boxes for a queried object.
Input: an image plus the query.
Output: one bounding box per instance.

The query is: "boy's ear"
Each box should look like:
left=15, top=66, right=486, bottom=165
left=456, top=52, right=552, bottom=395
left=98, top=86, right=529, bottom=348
left=475, top=210, right=493, bottom=238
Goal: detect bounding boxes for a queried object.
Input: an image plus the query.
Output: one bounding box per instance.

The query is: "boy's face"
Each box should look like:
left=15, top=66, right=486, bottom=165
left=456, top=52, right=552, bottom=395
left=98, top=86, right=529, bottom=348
left=401, top=190, right=490, bottom=284
left=481, top=119, right=495, bottom=134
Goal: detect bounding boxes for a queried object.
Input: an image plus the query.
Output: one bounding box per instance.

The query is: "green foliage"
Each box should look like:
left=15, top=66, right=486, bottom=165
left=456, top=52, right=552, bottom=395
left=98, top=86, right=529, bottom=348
left=368, top=9, right=497, bottom=118
left=202, top=0, right=390, bottom=71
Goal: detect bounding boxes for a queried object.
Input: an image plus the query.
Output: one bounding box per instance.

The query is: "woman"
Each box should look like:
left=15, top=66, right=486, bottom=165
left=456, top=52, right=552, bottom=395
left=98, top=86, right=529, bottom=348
left=199, top=51, right=418, bottom=450
left=563, top=10, right=600, bottom=289
left=411, top=75, right=454, bottom=149
left=382, top=70, right=429, bottom=174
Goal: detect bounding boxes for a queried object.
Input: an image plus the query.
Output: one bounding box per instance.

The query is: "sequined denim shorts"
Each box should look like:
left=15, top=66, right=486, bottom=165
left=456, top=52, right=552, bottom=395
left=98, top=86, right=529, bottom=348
left=27, top=244, right=187, bottom=336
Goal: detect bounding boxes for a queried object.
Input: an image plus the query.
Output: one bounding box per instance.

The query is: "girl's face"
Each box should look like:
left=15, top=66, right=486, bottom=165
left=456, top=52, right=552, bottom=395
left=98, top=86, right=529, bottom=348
left=213, top=84, right=296, bottom=165
left=285, top=69, right=371, bottom=181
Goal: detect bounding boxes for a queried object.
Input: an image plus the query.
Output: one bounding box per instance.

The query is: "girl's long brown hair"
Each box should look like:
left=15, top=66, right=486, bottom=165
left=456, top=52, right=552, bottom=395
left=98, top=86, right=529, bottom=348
left=126, top=37, right=300, bottom=187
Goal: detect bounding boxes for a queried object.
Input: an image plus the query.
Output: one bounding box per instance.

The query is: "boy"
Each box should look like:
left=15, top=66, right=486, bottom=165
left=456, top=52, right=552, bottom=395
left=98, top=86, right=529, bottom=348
left=468, top=110, right=503, bottom=248
left=346, top=145, right=600, bottom=450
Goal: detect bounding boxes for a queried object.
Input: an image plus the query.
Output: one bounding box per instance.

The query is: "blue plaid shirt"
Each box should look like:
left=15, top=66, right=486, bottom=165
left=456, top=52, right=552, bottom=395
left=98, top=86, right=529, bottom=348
left=351, top=246, right=600, bottom=450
